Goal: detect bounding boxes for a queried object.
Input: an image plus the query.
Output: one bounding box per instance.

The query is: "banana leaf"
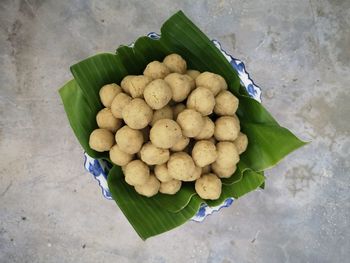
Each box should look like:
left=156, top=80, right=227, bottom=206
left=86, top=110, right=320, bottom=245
left=59, top=11, right=306, bottom=239
left=59, top=80, right=107, bottom=159
left=107, top=165, right=202, bottom=240
left=107, top=165, right=264, bottom=240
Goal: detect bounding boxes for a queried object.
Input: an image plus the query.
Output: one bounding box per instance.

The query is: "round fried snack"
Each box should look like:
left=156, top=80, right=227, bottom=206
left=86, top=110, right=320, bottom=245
left=154, top=164, right=173, bottom=183
left=115, top=126, right=144, bottom=154
left=192, top=140, right=217, bottom=167
left=214, top=116, right=240, bottom=141
left=167, top=152, right=196, bottom=181
left=121, top=75, right=152, bottom=98
left=211, top=162, right=237, bottom=178
left=170, top=135, right=190, bottom=152
left=214, top=90, right=239, bottom=116
left=164, top=73, right=193, bottom=102
left=176, top=109, right=204, bottom=138
left=111, top=93, right=132, bottom=119
left=195, top=72, right=227, bottom=96
left=187, top=87, right=215, bottom=116
left=159, top=179, right=182, bottom=195
left=140, top=142, right=170, bottom=165
left=96, top=108, right=122, bottom=132
left=150, top=119, right=182, bottom=149
left=99, top=83, right=122, bottom=107
left=122, top=98, right=153, bottom=129
left=234, top=132, right=248, bottom=154
left=144, top=79, right=172, bottom=110
left=89, top=129, right=114, bottom=152
left=135, top=174, right=160, bottom=197
left=163, top=53, right=187, bottom=74
left=194, top=117, right=214, bottom=140
left=109, top=144, right=133, bottom=166
left=195, top=173, right=222, bottom=200
left=124, top=160, right=150, bottom=186
left=213, top=141, right=240, bottom=168
left=143, top=61, right=170, bottom=79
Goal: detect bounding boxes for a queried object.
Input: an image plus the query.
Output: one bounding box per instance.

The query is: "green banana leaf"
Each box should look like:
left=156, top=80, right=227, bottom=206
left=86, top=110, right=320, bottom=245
left=107, top=165, right=264, bottom=240
left=59, top=11, right=306, bottom=240
left=59, top=80, right=107, bottom=159
left=107, top=165, right=202, bottom=240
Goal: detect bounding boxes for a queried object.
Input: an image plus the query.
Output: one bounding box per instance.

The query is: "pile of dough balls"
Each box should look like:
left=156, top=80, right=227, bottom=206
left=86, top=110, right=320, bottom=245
left=89, top=53, right=248, bottom=200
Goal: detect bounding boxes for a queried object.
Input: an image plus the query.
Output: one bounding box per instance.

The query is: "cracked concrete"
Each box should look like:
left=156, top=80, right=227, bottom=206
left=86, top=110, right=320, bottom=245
left=0, top=0, right=349, bottom=262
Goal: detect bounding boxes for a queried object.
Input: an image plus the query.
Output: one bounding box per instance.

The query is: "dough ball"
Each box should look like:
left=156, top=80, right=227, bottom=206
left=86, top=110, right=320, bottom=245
left=99, top=83, right=122, bottom=107
left=213, top=141, right=240, bottom=168
left=150, top=119, right=182, bottom=149
left=129, top=75, right=152, bottom=98
left=214, top=116, right=240, bottom=141
left=186, top=69, right=201, bottom=80
left=121, top=75, right=152, bottom=98
left=176, top=109, right=204, bottom=137
left=182, top=165, right=201, bottom=182
left=140, top=142, right=170, bottom=165
left=194, top=117, right=214, bottom=140
left=154, top=164, right=172, bottom=183
left=164, top=73, right=193, bottom=102
left=122, top=98, right=153, bottom=129
left=151, top=105, right=173, bottom=126
left=124, top=160, right=150, bottom=186
left=186, top=87, right=215, bottom=116
left=115, top=126, right=144, bottom=154
left=195, top=72, right=227, bottom=96
left=111, top=92, right=132, bottom=119
left=195, top=173, right=222, bottom=200
left=109, top=144, right=133, bottom=166
left=188, top=76, right=196, bottom=90
left=234, top=132, right=248, bottom=154
left=143, top=61, right=170, bottom=79
left=214, top=90, right=239, bottom=116
left=167, top=152, right=196, bottom=181
left=120, top=76, right=132, bottom=94
left=180, top=73, right=195, bottom=91
left=144, top=79, right=172, bottom=110
left=89, top=128, right=114, bottom=152
left=170, top=135, right=190, bottom=152
left=192, top=140, right=217, bottom=167
left=135, top=174, right=160, bottom=197
left=96, top=108, right=122, bottom=133
left=163, top=53, right=187, bottom=74
left=159, top=179, right=182, bottom=195
left=172, top=103, right=186, bottom=120
left=202, top=165, right=211, bottom=174
left=211, top=162, right=237, bottom=178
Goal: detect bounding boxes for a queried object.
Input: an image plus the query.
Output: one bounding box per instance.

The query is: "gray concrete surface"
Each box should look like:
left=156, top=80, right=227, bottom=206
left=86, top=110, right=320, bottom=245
left=1, top=0, right=349, bottom=262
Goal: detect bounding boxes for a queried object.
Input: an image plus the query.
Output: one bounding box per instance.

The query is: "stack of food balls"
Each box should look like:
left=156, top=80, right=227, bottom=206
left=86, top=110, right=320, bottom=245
left=89, top=54, right=248, bottom=200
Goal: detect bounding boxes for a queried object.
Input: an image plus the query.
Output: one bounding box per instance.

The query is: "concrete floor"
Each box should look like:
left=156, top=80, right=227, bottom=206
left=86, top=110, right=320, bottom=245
left=1, top=0, right=349, bottom=262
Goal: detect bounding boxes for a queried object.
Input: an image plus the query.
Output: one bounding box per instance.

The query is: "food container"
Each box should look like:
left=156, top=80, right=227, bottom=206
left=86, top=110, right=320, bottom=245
left=83, top=33, right=262, bottom=222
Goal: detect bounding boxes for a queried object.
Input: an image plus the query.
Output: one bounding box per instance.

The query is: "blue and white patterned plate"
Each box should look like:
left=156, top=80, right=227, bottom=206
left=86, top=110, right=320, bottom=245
left=84, top=33, right=262, bottom=222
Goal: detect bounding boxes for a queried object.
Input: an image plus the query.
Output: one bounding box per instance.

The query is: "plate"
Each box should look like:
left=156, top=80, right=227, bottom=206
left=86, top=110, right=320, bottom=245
left=84, top=32, right=262, bottom=222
